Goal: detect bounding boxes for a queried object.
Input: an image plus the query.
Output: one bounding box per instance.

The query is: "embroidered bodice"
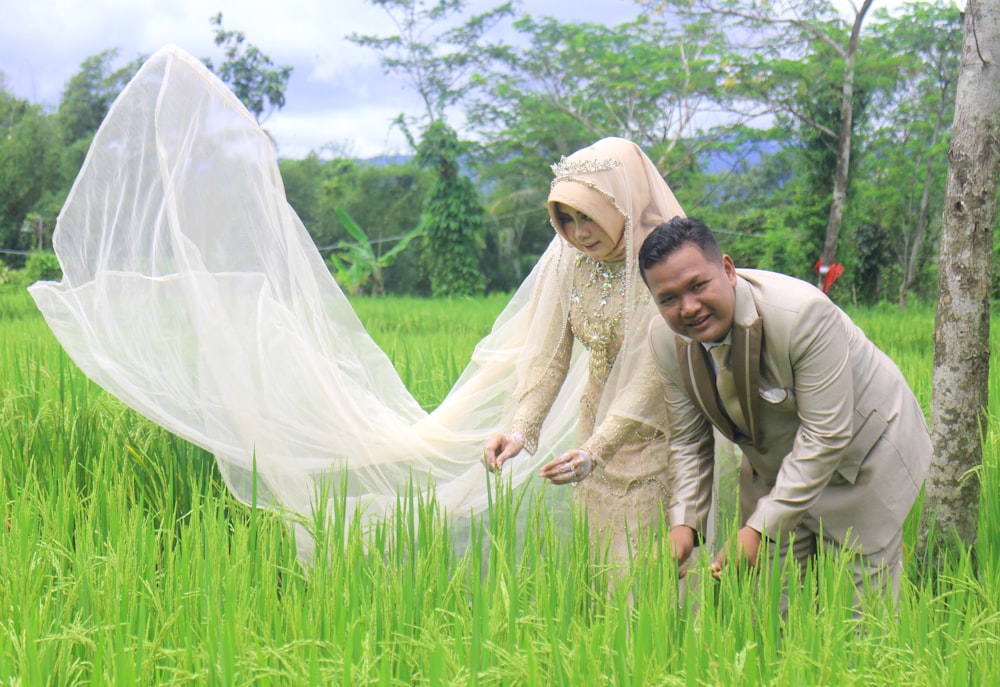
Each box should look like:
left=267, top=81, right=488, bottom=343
left=509, top=253, right=663, bottom=468
left=569, top=255, right=629, bottom=381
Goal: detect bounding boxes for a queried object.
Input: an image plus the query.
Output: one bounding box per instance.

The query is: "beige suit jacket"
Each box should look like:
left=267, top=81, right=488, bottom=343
left=649, top=269, right=931, bottom=553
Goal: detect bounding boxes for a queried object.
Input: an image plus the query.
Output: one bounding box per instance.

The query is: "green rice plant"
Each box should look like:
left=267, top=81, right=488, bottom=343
left=848, top=301, right=937, bottom=411
left=3, top=286, right=1000, bottom=685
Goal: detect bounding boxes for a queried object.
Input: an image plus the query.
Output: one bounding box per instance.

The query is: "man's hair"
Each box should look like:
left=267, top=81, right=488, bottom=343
left=638, top=217, right=724, bottom=283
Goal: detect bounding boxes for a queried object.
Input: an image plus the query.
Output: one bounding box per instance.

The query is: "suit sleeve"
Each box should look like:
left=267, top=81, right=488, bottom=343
left=648, top=320, right=715, bottom=536
left=745, top=298, right=855, bottom=541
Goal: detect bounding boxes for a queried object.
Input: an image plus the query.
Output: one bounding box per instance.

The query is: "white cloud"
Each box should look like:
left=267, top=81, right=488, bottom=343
left=1, top=0, right=919, bottom=159
left=0, top=0, right=499, bottom=157
left=266, top=102, right=416, bottom=159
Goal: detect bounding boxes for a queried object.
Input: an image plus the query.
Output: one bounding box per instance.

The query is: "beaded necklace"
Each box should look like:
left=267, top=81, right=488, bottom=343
left=570, top=254, right=629, bottom=380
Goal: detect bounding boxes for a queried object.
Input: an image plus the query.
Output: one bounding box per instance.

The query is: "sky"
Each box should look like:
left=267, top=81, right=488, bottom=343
left=1, top=0, right=917, bottom=160
left=0, top=0, right=643, bottom=159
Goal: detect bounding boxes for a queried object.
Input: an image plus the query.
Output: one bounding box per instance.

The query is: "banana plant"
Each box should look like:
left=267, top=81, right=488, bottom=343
left=326, top=206, right=423, bottom=295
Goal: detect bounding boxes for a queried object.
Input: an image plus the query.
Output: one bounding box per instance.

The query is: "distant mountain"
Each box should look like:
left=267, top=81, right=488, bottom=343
left=360, top=154, right=413, bottom=167
left=701, top=138, right=783, bottom=175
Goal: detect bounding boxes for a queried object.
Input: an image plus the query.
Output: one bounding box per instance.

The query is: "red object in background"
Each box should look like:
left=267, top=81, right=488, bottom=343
left=814, top=258, right=845, bottom=295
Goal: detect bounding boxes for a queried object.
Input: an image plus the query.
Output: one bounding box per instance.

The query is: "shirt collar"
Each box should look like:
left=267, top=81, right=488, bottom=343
left=702, top=331, right=733, bottom=351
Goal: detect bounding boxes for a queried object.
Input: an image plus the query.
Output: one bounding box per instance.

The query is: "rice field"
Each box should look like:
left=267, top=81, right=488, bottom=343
left=1, top=285, right=998, bottom=685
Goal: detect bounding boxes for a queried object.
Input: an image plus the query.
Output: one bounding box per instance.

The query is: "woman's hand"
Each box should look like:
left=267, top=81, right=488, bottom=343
left=483, top=431, right=525, bottom=472
left=539, top=448, right=593, bottom=485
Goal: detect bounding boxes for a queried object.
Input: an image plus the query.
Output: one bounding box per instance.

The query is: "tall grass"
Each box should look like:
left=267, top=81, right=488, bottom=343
left=2, top=285, right=998, bottom=685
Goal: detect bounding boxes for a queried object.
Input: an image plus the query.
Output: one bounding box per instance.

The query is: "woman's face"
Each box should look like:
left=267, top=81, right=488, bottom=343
left=553, top=202, right=619, bottom=260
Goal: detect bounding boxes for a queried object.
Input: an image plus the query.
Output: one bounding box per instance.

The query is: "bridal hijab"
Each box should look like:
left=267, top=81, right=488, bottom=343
left=29, top=46, right=684, bottom=543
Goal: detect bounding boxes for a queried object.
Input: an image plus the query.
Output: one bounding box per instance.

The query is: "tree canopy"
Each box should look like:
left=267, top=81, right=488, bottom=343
left=0, top=1, right=980, bottom=302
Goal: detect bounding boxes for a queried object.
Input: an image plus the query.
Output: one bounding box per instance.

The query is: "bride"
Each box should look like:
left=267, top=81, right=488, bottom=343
left=29, top=46, right=693, bottom=558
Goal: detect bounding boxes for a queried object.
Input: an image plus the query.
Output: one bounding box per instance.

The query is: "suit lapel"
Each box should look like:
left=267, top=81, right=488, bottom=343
left=731, top=319, right=762, bottom=444
left=730, top=275, right=765, bottom=446
left=676, top=337, right=739, bottom=442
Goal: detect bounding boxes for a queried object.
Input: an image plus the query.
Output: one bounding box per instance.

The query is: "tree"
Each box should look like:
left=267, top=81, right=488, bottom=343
left=205, top=12, right=292, bottom=123
left=848, top=221, right=893, bottom=304
left=645, top=0, right=882, bottom=279
left=322, top=162, right=433, bottom=295
left=58, top=49, right=145, bottom=145
left=57, top=49, right=145, bottom=177
left=469, top=14, right=733, bottom=171
left=888, top=6, right=960, bottom=307
left=353, top=0, right=506, bottom=295
left=350, top=0, right=514, bottom=125
left=817, top=0, right=875, bottom=285
left=0, top=87, right=62, bottom=257
left=920, top=0, right=1000, bottom=556
left=856, top=3, right=962, bottom=306
left=278, top=152, right=330, bottom=239
left=415, top=121, right=485, bottom=296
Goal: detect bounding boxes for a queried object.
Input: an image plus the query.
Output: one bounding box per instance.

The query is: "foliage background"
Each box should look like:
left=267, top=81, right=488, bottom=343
left=2, top=1, right=991, bottom=302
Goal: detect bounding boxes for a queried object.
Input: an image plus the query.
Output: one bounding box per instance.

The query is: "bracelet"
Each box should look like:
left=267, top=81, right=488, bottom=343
left=505, top=430, right=525, bottom=446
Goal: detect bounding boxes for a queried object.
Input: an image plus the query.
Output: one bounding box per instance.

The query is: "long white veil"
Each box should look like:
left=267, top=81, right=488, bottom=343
left=29, top=45, right=586, bottom=539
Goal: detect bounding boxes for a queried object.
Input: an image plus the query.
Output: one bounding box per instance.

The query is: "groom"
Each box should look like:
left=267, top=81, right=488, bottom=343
left=639, top=216, right=931, bottom=604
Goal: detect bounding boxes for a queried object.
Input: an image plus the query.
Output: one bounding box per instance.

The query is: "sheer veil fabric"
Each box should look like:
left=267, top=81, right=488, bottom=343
left=29, top=46, right=583, bottom=537
left=28, top=46, right=687, bottom=552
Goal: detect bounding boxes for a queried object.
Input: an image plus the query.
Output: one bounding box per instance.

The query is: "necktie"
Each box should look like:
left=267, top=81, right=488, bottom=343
left=710, top=344, right=748, bottom=435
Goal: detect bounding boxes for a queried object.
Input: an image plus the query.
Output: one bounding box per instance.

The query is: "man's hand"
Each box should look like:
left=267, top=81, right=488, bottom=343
left=540, top=449, right=592, bottom=485
left=482, top=431, right=525, bottom=472
left=668, top=525, right=696, bottom=576
left=710, top=525, right=762, bottom=578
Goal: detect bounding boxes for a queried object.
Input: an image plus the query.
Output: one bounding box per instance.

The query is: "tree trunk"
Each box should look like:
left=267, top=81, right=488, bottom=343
left=818, top=0, right=874, bottom=287
left=919, top=0, right=1000, bottom=555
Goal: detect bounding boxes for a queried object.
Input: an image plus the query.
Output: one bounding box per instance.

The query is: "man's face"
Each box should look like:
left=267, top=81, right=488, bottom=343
left=644, top=241, right=738, bottom=343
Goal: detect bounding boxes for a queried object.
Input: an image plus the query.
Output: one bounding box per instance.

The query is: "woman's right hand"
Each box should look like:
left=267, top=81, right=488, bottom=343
left=482, top=431, right=525, bottom=472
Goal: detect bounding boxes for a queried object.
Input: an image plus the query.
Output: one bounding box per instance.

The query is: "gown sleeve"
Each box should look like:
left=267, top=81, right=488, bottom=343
left=507, top=312, right=574, bottom=454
